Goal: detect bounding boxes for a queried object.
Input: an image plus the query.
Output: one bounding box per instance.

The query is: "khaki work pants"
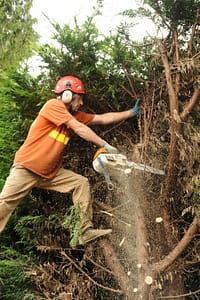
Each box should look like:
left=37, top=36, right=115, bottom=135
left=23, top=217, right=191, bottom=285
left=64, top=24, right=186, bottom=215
left=0, top=165, right=93, bottom=233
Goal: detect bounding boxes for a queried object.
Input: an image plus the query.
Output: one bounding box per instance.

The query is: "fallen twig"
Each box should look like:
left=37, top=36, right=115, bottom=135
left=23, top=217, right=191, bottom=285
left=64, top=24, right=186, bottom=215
left=156, top=288, right=200, bottom=299
left=60, top=250, right=123, bottom=294
left=84, top=254, right=114, bottom=275
left=100, top=210, right=132, bottom=227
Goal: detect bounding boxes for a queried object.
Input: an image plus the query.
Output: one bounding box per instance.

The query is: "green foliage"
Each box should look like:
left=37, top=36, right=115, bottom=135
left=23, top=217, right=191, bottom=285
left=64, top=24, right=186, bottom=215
left=0, top=0, right=38, bottom=70
left=38, top=18, right=102, bottom=87
left=37, top=15, right=149, bottom=110
left=14, top=215, right=45, bottom=249
left=0, top=0, right=39, bottom=187
left=62, top=206, right=85, bottom=247
left=8, top=70, right=49, bottom=132
left=122, top=0, right=200, bottom=42
left=0, top=74, right=21, bottom=189
left=0, top=247, right=34, bottom=300
left=0, top=0, right=199, bottom=298
left=14, top=213, right=62, bottom=251
left=144, top=0, right=199, bottom=27
left=0, top=70, right=46, bottom=189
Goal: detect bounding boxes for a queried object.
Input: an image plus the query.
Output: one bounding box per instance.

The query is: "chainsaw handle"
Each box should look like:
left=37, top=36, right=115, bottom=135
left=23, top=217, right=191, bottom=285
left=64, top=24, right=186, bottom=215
left=97, top=157, right=114, bottom=190
left=107, top=182, right=114, bottom=191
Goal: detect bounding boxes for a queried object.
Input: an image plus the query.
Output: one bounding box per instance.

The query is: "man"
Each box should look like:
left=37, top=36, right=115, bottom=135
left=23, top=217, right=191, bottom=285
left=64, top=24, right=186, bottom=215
left=0, top=75, right=142, bottom=245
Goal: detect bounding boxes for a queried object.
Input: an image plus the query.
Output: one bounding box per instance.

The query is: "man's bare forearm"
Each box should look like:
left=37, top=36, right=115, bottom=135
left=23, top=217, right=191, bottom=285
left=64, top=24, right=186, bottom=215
left=67, top=119, right=105, bottom=146
left=91, top=110, right=132, bottom=125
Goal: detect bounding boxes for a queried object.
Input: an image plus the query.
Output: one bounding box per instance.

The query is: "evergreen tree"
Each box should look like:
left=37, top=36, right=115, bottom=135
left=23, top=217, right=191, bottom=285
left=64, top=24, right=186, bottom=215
left=0, top=0, right=199, bottom=299
left=0, top=0, right=38, bottom=70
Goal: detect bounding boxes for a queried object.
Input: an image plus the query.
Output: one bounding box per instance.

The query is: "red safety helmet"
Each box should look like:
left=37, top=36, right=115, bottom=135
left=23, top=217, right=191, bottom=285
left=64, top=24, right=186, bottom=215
left=53, top=75, right=85, bottom=95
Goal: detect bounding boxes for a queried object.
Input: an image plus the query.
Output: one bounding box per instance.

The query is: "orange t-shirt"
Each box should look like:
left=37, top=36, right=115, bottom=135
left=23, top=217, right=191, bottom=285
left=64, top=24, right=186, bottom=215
left=14, top=99, right=95, bottom=179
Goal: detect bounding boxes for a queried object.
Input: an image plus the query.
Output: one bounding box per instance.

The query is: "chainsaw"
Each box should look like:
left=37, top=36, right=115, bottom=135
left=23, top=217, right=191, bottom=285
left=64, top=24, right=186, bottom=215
left=92, top=148, right=165, bottom=190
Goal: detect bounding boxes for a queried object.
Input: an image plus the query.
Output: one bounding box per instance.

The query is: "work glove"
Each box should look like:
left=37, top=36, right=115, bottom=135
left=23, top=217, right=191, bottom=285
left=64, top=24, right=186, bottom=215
left=130, top=98, right=143, bottom=117
left=102, top=140, right=119, bottom=154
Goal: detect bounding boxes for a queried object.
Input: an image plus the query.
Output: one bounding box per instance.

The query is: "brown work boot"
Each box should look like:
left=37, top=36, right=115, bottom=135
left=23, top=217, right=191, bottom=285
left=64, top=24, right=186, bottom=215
left=78, top=228, right=112, bottom=245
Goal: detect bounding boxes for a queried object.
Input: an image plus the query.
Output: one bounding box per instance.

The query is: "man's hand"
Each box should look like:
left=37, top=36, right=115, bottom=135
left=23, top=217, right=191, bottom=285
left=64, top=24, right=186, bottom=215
left=130, top=99, right=143, bottom=117
left=102, top=141, right=118, bottom=154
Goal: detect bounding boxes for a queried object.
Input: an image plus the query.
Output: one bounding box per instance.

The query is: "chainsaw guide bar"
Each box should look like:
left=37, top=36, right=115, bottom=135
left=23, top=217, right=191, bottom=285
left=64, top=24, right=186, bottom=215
left=93, top=150, right=165, bottom=190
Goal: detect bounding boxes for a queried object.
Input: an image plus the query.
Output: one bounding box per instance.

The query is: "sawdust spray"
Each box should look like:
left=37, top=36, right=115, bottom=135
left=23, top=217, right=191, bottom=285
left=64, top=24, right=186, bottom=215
left=108, top=152, right=163, bottom=299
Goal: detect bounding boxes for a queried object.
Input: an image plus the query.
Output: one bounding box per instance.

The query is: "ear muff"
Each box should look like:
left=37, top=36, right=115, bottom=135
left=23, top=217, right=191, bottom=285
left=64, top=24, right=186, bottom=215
left=62, top=90, right=73, bottom=103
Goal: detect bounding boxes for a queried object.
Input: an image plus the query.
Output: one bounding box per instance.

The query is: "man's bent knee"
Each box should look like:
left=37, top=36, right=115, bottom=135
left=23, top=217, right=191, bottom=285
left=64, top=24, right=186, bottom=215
left=78, top=176, right=90, bottom=187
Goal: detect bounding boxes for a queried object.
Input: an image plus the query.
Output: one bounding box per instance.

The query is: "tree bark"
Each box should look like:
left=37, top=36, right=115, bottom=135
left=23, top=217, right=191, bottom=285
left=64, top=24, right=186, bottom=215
left=99, top=238, right=131, bottom=297
left=180, top=89, right=200, bottom=120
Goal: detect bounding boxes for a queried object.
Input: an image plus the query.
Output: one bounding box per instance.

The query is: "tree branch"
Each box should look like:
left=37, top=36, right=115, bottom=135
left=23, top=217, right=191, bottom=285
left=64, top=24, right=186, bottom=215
left=152, top=216, right=199, bottom=274
left=174, top=30, right=181, bottom=95
left=187, top=8, right=200, bottom=57
left=159, top=41, right=178, bottom=113
left=121, top=65, right=138, bottom=98
left=157, top=288, right=200, bottom=299
left=180, top=89, right=200, bottom=120
left=60, top=250, right=123, bottom=294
